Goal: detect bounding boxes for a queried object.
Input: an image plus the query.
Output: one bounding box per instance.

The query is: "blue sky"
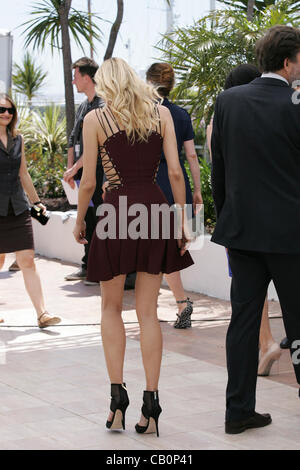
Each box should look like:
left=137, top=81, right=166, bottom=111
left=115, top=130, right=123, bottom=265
left=2, top=0, right=221, bottom=102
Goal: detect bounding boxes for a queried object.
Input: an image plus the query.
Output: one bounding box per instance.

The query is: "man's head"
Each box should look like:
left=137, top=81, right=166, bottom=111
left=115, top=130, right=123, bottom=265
left=256, top=25, right=300, bottom=85
left=72, top=57, right=99, bottom=93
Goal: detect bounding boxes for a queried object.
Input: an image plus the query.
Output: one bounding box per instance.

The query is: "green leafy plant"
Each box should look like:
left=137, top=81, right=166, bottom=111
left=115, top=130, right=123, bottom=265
left=20, top=0, right=103, bottom=138
left=157, top=0, right=300, bottom=126
left=218, top=0, right=300, bottom=13
left=185, top=157, right=216, bottom=230
left=12, top=52, right=47, bottom=106
left=19, top=104, right=67, bottom=198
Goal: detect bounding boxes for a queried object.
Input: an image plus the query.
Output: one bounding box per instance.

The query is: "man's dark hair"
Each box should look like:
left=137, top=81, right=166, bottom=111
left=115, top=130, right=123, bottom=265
left=72, top=57, right=99, bottom=80
left=256, top=25, right=300, bottom=73
left=224, top=64, right=261, bottom=90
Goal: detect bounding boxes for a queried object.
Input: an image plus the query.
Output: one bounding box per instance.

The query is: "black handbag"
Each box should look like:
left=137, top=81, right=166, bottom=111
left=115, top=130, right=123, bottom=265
left=31, top=205, right=50, bottom=225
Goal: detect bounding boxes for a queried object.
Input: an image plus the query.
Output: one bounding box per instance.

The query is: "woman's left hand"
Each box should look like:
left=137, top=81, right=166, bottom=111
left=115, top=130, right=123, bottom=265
left=36, top=203, right=47, bottom=215
left=73, top=221, right=88, bottom=244
left=193, top=190, right=203, bottom=214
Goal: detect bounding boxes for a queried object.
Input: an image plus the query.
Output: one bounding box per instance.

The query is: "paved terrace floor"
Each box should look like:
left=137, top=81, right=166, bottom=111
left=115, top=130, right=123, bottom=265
left=0, top=253, right=299, bottom=450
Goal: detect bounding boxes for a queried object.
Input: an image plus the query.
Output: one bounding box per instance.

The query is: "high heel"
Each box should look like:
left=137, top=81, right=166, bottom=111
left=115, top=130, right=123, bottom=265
left=135, top=390, right=162, bottom=437
left=173, top=298, right=193, bottom=329
left=258, top=343, right=282, bottom=376
left=106, top=383, right=129, bottom=430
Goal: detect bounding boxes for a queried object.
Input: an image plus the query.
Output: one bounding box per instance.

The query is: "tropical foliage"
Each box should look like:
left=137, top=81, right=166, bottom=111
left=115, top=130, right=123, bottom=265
left=185, top=158, right=216, bottom=229
left=157, top=0, right=300, bottom=126
left=12, top=52, right=47, bottom=106
left=218, top=0, right=300, bottom=13
left=21, top=0, right=102, bottom=53
left=21, top=0, right=103, bottom=139
left=19, top=105, right=67, bottom=198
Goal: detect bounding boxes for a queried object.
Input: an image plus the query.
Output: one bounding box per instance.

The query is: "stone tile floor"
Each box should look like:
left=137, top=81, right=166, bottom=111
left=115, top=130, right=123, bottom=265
left=0, top=253, right=299, bottom=450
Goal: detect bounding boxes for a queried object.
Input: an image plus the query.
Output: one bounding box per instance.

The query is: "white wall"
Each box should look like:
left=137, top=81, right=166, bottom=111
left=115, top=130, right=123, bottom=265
left=32, top=211, right=83, bottom=265
left=33, top=211, right=279, bottom=301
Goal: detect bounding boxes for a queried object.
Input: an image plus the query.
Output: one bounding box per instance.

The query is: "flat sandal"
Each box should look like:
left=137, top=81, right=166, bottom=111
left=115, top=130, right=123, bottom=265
left=38, top=312, right=61, bottom=328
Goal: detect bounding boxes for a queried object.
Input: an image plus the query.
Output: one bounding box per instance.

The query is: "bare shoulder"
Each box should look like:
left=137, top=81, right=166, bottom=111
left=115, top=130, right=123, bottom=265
left=157, top=104, right=171, bottom=122
left=83, top=109, right=98, bottom=127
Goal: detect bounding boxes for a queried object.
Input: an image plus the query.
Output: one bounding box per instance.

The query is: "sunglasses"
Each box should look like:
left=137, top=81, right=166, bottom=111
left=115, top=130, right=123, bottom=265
left=0, top=107, right=14, bottom=115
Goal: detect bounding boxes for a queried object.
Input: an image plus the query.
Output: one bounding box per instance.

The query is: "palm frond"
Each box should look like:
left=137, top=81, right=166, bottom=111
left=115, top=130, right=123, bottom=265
left=20, top=0, right=103, bottom=53
left=156, top=0, right=300, bottom=126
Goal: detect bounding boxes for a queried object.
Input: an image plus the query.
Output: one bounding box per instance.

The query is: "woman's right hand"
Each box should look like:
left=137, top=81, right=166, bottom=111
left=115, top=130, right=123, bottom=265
left=102, top=181, right=109, bottom=195
left=73, top=221, right=88, bottom=244
left=177, top=222, right=192, bottom=256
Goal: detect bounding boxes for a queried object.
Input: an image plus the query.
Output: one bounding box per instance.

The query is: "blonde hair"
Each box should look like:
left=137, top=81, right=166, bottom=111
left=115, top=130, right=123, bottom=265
left=95, top=58, right=162, bottom=142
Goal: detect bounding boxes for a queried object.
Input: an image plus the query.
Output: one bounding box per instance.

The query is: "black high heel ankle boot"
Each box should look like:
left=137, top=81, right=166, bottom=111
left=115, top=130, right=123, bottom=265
left=106, top=383, right=129, bottom=430
left=135, top=390, right=162, bottom=437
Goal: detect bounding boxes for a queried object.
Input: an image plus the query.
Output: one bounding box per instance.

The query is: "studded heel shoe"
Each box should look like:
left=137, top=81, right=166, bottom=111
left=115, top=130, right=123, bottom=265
left=173, top=298, right=193, bottom=329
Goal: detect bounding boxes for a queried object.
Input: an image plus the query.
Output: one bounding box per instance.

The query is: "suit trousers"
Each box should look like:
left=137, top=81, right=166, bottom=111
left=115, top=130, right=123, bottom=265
left=226, top=248, right=300, bottom=422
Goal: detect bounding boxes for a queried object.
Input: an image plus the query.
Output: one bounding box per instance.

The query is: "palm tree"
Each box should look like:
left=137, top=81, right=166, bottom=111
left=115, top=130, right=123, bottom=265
left=12, top=52, right=47, bottom=107
left=157, top=0, right=300, bottom=126
left=21, top=0, right=102, bottom=139
left=247, top=0, right=256, bottom=19
left=218, top=0, right=300, bottom=14
left=19, top=104, right=67, bottom=164
left=104, top=0, right=124, bottom=60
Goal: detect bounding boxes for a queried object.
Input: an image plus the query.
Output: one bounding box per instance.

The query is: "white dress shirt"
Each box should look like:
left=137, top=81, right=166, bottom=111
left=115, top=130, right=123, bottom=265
left=261, top=72, right=289, bottom=85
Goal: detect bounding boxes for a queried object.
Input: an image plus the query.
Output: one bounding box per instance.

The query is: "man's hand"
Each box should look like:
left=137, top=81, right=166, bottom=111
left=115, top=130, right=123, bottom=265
left=193, top=190, right=203, bottom=214
left=63, top=167, right=77, bottom=189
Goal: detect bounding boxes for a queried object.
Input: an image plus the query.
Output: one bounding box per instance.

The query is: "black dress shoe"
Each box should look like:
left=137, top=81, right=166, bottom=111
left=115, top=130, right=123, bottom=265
left=225, top=412, right=272, bottom=434
left=280, top=337, right=291, bottom=349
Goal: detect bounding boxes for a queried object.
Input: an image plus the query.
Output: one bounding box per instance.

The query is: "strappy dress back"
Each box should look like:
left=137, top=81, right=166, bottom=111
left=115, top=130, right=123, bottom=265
left=95, top=105, right=163, bottom=195
left=87, top=105, right=193, bottom=281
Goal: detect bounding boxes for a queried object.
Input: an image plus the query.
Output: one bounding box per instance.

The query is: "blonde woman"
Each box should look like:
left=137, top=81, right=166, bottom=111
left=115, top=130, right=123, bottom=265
left=73, top=58, right=193, bottom=436
left=0, top=94, right=61, bottom=328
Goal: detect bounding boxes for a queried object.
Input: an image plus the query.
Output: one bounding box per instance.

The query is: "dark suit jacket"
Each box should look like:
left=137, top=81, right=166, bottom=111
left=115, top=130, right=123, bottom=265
left=211, top=77, right=300, bottom=253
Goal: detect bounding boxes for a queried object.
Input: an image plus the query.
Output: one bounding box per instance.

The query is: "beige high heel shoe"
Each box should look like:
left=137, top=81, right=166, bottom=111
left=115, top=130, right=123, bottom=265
left=258, top=343, right=282, bottom=376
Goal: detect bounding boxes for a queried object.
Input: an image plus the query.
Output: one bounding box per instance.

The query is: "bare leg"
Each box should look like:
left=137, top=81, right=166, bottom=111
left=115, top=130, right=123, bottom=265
left=164, top=271, right=186, bottom=315
left=257, top=295, right=281, bottom=376
left=135, top=272, right=163, bottom=426
left=259, top=296, right=277, bottom=353
left=0, top=254, right=5, bottom=271
left=15, top=250, right=45, bottom=317
left=100, top=274, right=126, bottom=422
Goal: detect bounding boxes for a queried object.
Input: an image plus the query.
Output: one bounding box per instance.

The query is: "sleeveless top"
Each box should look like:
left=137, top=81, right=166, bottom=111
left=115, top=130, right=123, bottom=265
left=0, top=132, right=29, bottom=216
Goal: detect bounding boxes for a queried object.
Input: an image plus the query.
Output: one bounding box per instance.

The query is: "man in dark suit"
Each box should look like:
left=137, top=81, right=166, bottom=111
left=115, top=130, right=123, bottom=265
left=211, top=25, right=300, bottom=434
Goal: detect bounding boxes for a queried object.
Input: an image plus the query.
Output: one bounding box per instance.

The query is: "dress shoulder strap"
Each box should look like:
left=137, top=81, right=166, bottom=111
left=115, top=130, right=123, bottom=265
left=95, top=106, right=121, bottom=139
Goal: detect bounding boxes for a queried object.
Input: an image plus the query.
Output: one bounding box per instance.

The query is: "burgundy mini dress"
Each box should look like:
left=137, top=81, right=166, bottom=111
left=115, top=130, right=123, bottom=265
left=87, top=107, right=194, bottom=282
